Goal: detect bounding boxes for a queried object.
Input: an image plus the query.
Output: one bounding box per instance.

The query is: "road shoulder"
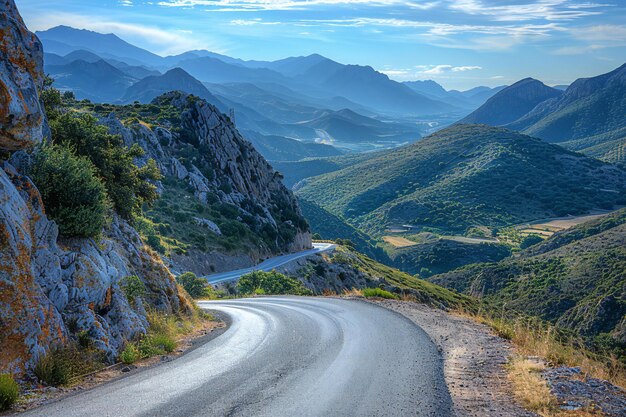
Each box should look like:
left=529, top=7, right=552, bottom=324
left=370, top=299, right=537, bottom=417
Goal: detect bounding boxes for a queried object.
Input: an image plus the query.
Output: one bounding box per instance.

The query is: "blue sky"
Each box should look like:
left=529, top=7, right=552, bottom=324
left=16, top=0, right=626, bottom=90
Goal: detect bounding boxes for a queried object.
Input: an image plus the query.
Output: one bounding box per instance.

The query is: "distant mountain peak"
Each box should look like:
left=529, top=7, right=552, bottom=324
left=458, top=76, right=562, bottom=126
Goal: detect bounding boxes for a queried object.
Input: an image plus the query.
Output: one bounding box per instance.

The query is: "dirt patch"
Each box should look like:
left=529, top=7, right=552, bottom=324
left=383, top=235, right=419, bottom=247
left=371, top=299, right=537, bottom=417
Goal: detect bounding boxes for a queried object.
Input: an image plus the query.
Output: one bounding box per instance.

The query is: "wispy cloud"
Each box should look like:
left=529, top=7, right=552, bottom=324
left=26, top=13, right=215, bottom=55
left=448, top=0, right=610, bottom=22
left=158, top=0, right=440, bottom=11
left=422, top=64, right=482, bottom=74
left=554, top=24, right=626, bottom=54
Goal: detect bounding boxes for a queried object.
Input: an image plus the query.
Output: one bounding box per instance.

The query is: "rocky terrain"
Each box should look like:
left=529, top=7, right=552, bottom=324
left=97, top=91, right=311, bottom=274
left=0, top=0, right=311, bottom=376
left=0, top=0, right=195, bottom=376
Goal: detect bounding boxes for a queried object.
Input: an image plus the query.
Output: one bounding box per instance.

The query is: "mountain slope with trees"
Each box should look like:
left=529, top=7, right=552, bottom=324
left=431, top=209, right=626, bottom=354
left=297, top=124, right=626, bottom=236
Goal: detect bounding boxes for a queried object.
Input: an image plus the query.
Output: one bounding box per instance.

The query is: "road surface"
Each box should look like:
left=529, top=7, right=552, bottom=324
left=204, top=243, right=336, bottom=284
left=21, top=297, right=453, bottom=417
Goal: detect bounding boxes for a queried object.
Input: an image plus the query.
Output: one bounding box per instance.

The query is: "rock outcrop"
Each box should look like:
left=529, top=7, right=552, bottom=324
left=0, top=0, right=191, bottom=375
left=0, top=0, right=46, bottom=150
left=103, top=92, right=312, bottom=274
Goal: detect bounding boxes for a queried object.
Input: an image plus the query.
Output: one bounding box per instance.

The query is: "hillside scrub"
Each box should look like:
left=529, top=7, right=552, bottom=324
left=362, top=288, right=397, bottom=299
left=30, top=144, right=109, bottom=238
left=237, top=270, right=311, bottom=296
left=297, top=125, right=626, bottom=236
left=177, top=272, right=216, bottom=299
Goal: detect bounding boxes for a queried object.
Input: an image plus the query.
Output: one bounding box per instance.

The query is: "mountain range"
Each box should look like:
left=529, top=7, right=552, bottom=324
left=457, top=64, right=626, bottom=165
left=36, top=25, right=510, bottom=162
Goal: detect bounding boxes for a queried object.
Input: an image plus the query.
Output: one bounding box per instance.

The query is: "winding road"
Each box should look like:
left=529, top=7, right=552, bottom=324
left=204, top=243, right=336, bottom=284
left=21, top=297, right=453, bottom=417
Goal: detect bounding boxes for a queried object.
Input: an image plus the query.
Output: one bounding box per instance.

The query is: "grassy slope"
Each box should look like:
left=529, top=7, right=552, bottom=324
left=297, top=124, right=626, bottom=236
left=331, top=246, right=475, bottom=310
left=431, top=209, right=626, bottom=350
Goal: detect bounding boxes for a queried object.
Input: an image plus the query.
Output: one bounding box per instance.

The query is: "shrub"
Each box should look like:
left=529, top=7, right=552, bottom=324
left=362, top=288, right=398, bottom=299
left=121, top=275, right=146, bottom=304
left=176, top=272, right=208, bottom=299
left=119, top=344, right=140, bottom=365
left=34, top=350, right=70, bottom=386
left=520, top=234, right=544, bottom=249
left=137, top=333, right=176, bottom=357
left=49, top=112, right=161, bottom=219
left=237, top=270, right=311, bottom=295
left=30, top=144, right=108, bottom=238
left=0, top=374, right=19, bottom=411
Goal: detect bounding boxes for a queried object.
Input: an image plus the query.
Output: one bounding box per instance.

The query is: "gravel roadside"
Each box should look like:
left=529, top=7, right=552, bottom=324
left=370, top=299, right=537, bottom=417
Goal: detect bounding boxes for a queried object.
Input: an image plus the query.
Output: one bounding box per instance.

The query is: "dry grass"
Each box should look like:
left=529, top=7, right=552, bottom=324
left=456, top=311, right=626, bottom=389
left=382, top=236, right=418, bottom=247
left=508, top=357, right=601, bottom=417
left=342, top=288, right=363, bottom=297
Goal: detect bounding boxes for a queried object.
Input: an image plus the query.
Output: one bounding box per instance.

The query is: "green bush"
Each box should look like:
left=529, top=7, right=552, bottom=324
left=119, top=344, right=140, bottom=365
left=49, top=112, right=161, bottom=219
left=237, top=270, right=311, bottom=295
left=138, top=333, right=176, bottom=357
left=176, top=272, right=208, bottom=299
left=520, top=234, right=544, bottom=249
left=362, top=287, right=398, bottom=299
left=121, top=275, right=146, bottom=304
left=0, top=374, right=19, bottom=411
left=34, top=350, right=71, bottom=386
left=30, top=144, right=109, bottom=238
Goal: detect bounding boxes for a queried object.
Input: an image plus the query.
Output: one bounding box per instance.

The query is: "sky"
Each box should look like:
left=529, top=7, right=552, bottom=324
left=16, top=0, right=626, bottom=90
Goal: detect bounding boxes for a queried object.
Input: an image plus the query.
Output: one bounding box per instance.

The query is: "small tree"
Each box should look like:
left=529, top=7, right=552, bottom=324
left=520, top=234, right=544, bottom=249
left=176, top=272, right=208, bottom=299
left=30, top=144, right=109, bottom=238
left=121, top=275, right=146, bottom=303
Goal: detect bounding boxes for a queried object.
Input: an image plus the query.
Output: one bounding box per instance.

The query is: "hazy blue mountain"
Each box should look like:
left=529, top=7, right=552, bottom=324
left=63, top=49, right=102, bottom=63
left=108, top=60, right=161, bottom=80
left=37, top=26, right=163, bottom=67
left=458, top=78, right=562, bottom=126
left=296, top=109, right=421, bottom=143
left=45, top=59, right=137, bottom=102
left=121, top=68, right=226, bottom=110
left=250, top=54, right=331, bottom=77
left=176, top=56, right=291, bottom=85
left=242, top=130, right=343, bottom=161
left=403, top=80, right=449, bottom=98
left=553, top=84, right=569, bottom=90
left=43, top=52, right=68, bottom=66
left=316, top=65, right=455, bottom=116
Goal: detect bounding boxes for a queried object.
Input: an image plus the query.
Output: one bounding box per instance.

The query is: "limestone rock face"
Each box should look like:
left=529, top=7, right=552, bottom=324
left=101, top=92, right=312, bottom=274
left=0, top=1, right=192, bottom=374
left=0, top=0, right=46, bottom=150
left=0, top=162, right=191, bottom=374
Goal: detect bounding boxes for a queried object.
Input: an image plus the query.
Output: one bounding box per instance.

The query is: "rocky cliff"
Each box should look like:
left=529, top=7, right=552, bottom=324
left=0, top=0, right=191, bottom=375
left=100, top=92, right=311, bottom=274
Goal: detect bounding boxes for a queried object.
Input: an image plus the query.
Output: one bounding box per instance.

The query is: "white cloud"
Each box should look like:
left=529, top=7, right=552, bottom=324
left=158, top=0, right=435, bottom=11
left=27, top=13, right=215, bottom=55
left=448, top=0, right=610, bottom=22
left=421, top=64, right=482, bottom=74
left=553, top=24, right=626, bottom=54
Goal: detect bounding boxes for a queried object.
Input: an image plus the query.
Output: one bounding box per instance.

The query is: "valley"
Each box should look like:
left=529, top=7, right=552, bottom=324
left=2, top=0, right=626, bottom=416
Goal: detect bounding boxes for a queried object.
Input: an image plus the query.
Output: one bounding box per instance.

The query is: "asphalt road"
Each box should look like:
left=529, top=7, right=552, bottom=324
left=204, top=243, right=336, bottom=284
left=22, top=297, right=453, bottom=417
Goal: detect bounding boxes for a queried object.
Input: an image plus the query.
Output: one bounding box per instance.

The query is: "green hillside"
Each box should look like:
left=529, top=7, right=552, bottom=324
left=297, top=124, right=626, bottom=236
left=431, top=209, right=626, bottom=353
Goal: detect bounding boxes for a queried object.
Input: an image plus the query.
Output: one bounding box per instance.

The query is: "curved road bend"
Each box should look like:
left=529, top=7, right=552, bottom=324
left=204, top=243, right=336, bottom=285
left=20, top=297, right=453, bottom=417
